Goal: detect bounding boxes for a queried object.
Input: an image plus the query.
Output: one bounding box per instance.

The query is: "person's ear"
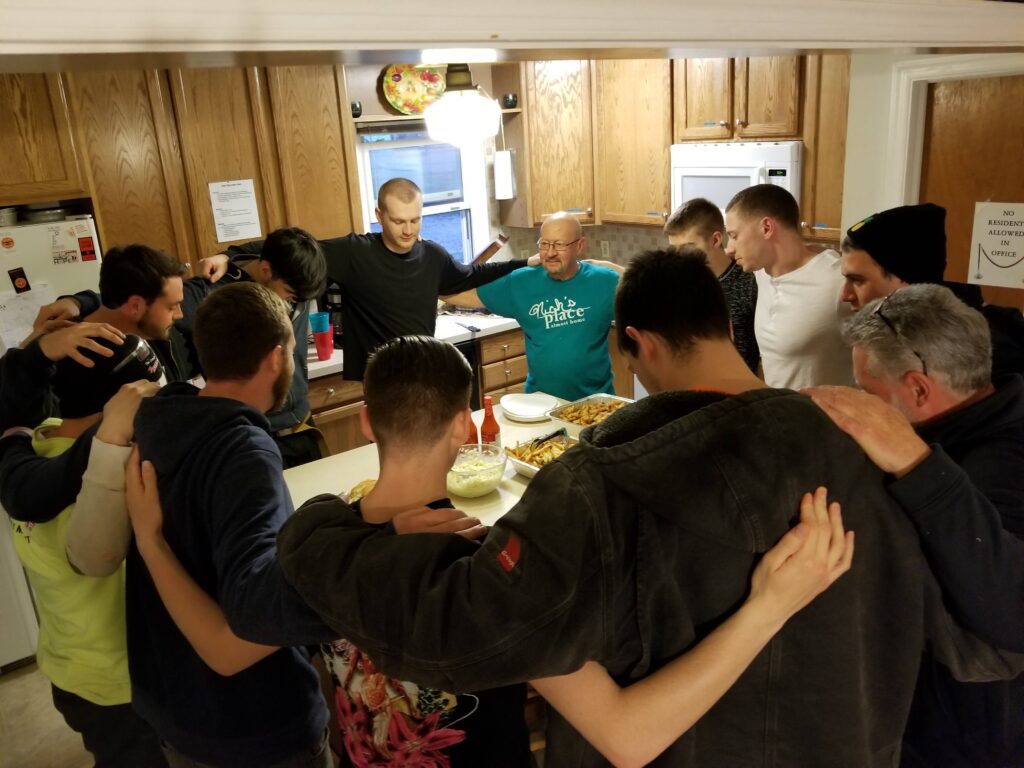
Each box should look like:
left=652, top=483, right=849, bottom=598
left=625, top=326, right=656, bottom=363
left=711, top=231, right=723, bottom=250
left=449, top=408, right=473, bottom=447
left=359, top=404, right=377, bottom=443
left=255, top=260, right=274, bottom=283
left=374, top=207, right=384, bottom=226
left=122, top=295, right=147, bottom=321
left=901, top=370, right=933, bottom=407
left=760, top=216, right=775, bottom=239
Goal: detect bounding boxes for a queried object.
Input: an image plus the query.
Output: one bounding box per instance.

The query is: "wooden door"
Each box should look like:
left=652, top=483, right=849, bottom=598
left=66, top=70, right=196, bottom=265
left=266, top=65, right=360, bottom=239
left=170, top=67, right=285, bottom=258
left=594, top=60, right=672, bottom=226
left=672, top=58, right=732, bottom=141
left=525, top=61, right=595, bottom=224
left=0, top=73, right=86, bottom=205
left=799, top=53, right=851, bottom=242
left=920, top=74, right=1024, bottom=308
left=734, top=56, right=800, bottom=138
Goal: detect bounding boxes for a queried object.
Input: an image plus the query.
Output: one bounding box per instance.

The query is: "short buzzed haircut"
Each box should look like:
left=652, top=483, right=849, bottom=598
left=99, top=244, right=187, bottom=309
left=843, top=284, right=992, bottom=396
left=364, top=335, right=472, bottom=452
left=377, top=178, right=422, bottom=211
left=726, top=184, right=800, bottom=232
left=616, top=247, right=731, bottom=358
left=664, top=198, right=725, bottom=239
left=195, top=283, right=292, bottom=381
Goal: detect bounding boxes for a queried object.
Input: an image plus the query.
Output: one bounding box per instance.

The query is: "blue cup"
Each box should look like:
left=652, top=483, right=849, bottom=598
left=309, top=312, right=330, bottom=333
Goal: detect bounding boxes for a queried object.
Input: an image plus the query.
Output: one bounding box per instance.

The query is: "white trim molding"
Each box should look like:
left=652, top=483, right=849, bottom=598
left=884, top=54, right=1024, bottom=210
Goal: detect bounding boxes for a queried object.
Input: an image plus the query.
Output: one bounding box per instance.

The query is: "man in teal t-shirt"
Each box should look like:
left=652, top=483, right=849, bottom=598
left=444, top=213, right=619, bottom=401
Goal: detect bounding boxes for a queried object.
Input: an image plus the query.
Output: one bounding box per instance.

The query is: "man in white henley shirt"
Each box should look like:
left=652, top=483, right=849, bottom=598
left=724, top=184, right=853, bottom=390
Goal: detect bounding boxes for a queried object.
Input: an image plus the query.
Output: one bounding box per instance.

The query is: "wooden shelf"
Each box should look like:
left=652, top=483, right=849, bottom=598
left=501, top=107, right=523, bottom=114
left=351, top=113, right=425, bottom=123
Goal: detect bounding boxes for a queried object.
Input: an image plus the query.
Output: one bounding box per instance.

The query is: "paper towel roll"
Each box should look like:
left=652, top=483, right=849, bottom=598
left=494, top=149, right=516, bottom=200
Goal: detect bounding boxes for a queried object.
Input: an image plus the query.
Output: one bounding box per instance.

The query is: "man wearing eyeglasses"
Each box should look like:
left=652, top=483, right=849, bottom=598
left=807, top=283, right=1024, bottom=768
left=442, top=212, right=620, bottom=401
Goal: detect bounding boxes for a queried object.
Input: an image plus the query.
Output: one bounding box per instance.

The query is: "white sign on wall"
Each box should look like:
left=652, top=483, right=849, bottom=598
left=209, top=179, right=261, bottom=244
left=970, top=202, right=1024, bottom=289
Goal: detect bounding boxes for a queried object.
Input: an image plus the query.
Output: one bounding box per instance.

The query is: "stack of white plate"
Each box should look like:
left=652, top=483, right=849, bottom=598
left=499, top=393, right=558, bottom=423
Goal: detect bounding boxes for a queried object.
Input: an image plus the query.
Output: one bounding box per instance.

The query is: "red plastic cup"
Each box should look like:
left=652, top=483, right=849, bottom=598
left=313, top=328, right=334, bottom=361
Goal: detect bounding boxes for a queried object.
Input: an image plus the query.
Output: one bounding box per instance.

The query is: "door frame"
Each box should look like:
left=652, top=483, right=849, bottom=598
left=885, top=53, right=1024, bottom=207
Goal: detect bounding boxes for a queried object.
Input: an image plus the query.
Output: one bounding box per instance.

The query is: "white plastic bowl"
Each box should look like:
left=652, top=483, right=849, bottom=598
left=446, top=444, right=507, bottom=498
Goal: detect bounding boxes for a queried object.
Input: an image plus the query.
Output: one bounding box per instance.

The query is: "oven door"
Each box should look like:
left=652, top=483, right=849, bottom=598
left=670, top=164, right=765, bottom=212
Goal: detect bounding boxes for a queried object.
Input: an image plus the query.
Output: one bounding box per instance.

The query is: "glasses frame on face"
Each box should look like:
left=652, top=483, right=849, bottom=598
left=871, top=293, right=928, bottom=376
left=536, top=238, right=582, bottom=253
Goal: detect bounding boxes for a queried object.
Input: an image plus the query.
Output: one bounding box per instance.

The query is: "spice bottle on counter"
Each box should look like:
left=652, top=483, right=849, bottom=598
left=480, top=395, right=501, bottom=448
left=464, top=413, right=479, bottom=445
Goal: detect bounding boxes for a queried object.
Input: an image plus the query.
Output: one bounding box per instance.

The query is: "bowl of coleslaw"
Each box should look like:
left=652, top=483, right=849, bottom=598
left=446, top=444, right=507, bottom=498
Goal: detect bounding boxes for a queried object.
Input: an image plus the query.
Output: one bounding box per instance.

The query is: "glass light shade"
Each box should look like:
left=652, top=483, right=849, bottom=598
left=425, top=88, right=501, bottom=148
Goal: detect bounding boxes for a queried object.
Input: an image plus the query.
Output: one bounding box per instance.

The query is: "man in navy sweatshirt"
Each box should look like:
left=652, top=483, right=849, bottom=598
left=128, top=282, right=334, bottom=767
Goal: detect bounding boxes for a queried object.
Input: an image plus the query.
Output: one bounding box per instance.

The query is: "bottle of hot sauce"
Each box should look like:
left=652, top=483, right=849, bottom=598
left=464, top=413, right=479, bottom=445
left=480, top=395, right=501, bottom=448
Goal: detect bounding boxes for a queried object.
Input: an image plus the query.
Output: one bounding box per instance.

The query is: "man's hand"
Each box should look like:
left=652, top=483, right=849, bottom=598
left=32, top=297, right=81, bottom=332
left=748, top=487, right=854, bottom=627
left=37, top=322, right=125, bottom=365
left=96, top=381, right=161, bottom=446
left=803, top=385, right=931, bottom=478
left=126, top=447, right=164, bottom=547
left=392, top=506, right=487, bottom=540
left=196, top=253, right=229, bottom=282
left=527, top=253, right=541, bottom=266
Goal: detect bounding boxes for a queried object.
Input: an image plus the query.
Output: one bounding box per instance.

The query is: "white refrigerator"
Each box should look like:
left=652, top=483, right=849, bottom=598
left=0, top=215, right=102, bottom=669
left=0, top=215, right=103, bottom=355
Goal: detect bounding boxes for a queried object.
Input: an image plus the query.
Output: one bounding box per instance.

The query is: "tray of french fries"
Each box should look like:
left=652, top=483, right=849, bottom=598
left=506, top=432, right=579, bottom=478
left=546, top=393, right=633, bottom=437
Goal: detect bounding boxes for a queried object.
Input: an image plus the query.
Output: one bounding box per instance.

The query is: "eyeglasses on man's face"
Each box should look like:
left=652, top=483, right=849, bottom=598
left=871, top=293, right=928, bottom=376
left=536, top=238, right=581, bottom=253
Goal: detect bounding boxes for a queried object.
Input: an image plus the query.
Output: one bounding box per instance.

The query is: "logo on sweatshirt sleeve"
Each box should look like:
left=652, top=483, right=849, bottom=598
left=496, top=532, right=521, bottom=572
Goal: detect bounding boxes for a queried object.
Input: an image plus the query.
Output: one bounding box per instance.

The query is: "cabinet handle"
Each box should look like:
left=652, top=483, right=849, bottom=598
left=326, top=387, right=335, bottom=397
left=505, top=369, right=512, bottom=377
left=735, top=118, right=747, bottom=127
left=501, top=343, right=509, bottom=352
left=800, top=221, right=808, bottom=229
left=718, top=120, right=728, bottom=126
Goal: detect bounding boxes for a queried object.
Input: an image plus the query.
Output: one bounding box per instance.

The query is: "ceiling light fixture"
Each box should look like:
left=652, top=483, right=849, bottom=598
left=424, top=63, right=500, bottom=149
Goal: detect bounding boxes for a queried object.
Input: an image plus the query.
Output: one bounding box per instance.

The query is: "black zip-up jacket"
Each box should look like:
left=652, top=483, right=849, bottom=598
left=886, top=375, right=1024, bottom=767
left=278, top=388, right=1019, bottom=767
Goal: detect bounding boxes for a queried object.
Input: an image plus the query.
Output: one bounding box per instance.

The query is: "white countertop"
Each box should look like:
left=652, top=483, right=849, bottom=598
left=283, top=401, right=563, bottom=527
left=306, top=314, right=521, bottom=380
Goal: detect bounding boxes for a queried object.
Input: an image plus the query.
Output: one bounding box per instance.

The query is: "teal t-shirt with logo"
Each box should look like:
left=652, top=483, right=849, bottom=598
left=477, top=261, right=619, bottom=401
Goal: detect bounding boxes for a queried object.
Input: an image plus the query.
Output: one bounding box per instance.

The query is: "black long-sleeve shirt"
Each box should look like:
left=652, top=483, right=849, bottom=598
left=229, top=234, right=525, bottom=380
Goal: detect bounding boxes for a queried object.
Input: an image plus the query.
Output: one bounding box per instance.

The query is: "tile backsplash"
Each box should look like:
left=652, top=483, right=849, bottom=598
left=494, top=225, right=667, bottom=267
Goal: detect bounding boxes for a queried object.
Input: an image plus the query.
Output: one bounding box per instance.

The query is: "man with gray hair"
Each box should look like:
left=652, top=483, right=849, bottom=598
left=808, top=283, right=1024, bottom=767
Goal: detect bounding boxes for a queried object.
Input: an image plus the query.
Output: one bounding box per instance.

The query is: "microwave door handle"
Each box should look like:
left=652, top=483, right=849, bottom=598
left=756, top=164, right=767, bottom=184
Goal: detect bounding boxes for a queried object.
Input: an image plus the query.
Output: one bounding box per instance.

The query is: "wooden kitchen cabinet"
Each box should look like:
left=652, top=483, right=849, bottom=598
left=479, top=329, right=529, bottom=396
left=593, top=60, right=672, bottom=226
left=799, top=53, right=851, bottom=242
left=0, top=73, right=87, bottom=206
left=307, top=374, right=370, bottom=455
left=526, top=61, right=595, bottom=224
left=673, top=56, right=800, bottom=142
left=65, top=70, right=197, bottom=265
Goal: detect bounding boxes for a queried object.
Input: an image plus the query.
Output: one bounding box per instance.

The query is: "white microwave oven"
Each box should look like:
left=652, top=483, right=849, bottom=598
left=670, top=141, right=802, bottom=214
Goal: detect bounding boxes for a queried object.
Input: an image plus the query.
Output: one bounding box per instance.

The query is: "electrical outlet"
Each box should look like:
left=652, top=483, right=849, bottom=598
left=521, top=249, right=530, bottom=259
left=600, top=241, right=610, bottom=259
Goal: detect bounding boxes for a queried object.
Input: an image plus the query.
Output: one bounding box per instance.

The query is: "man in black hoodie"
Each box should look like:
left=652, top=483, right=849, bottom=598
left=277, top=248, right=1017, bottom=768
left=809, top=283, right=1024, bottom=767
left=128, top=282, right=334, bottom=767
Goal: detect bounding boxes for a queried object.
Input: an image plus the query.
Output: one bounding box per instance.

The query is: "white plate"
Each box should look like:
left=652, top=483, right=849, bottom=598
left=500, top=393, right=558, bottom=422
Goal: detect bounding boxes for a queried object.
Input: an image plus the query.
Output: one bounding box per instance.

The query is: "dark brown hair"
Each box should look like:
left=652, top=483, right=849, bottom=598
left=364, top=335, right=472, bottom=451
left=99, top=244, right=187, bottom=309
left=664, top=197, right=725, bottom=239
left=725, top=184, right=800, bottom=231
left=195, top=283, right=292, bottom=381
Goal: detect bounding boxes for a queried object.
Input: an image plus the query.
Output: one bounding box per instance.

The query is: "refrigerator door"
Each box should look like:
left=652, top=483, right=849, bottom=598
left=0, top=514, right=38, bottom=670
left=0, top=217, right=102, bottom=353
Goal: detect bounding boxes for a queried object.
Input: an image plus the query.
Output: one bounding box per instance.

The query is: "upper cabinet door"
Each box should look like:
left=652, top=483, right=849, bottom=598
left=0, top=73, right=86, bottom=205
left=525, top=60, right=595, bottom=224
left=171, top=67, right=286, bottom=257
left=672, top=58, right=733, bottom=141
left=66, top=70, right=195, bottom=265
left=595, top=60, right=672, bottom=226
left=266, top=66, right=359, bottom=240
left=734, top=56, right=800, bottom=138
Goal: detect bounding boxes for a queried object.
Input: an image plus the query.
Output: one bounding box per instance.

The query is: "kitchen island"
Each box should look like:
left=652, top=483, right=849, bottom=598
left=283, top=401, right=563, bottom=527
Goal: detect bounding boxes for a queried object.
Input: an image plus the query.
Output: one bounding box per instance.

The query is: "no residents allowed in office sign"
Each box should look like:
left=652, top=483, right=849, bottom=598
left=970, top=202, right=1024, bottom=289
